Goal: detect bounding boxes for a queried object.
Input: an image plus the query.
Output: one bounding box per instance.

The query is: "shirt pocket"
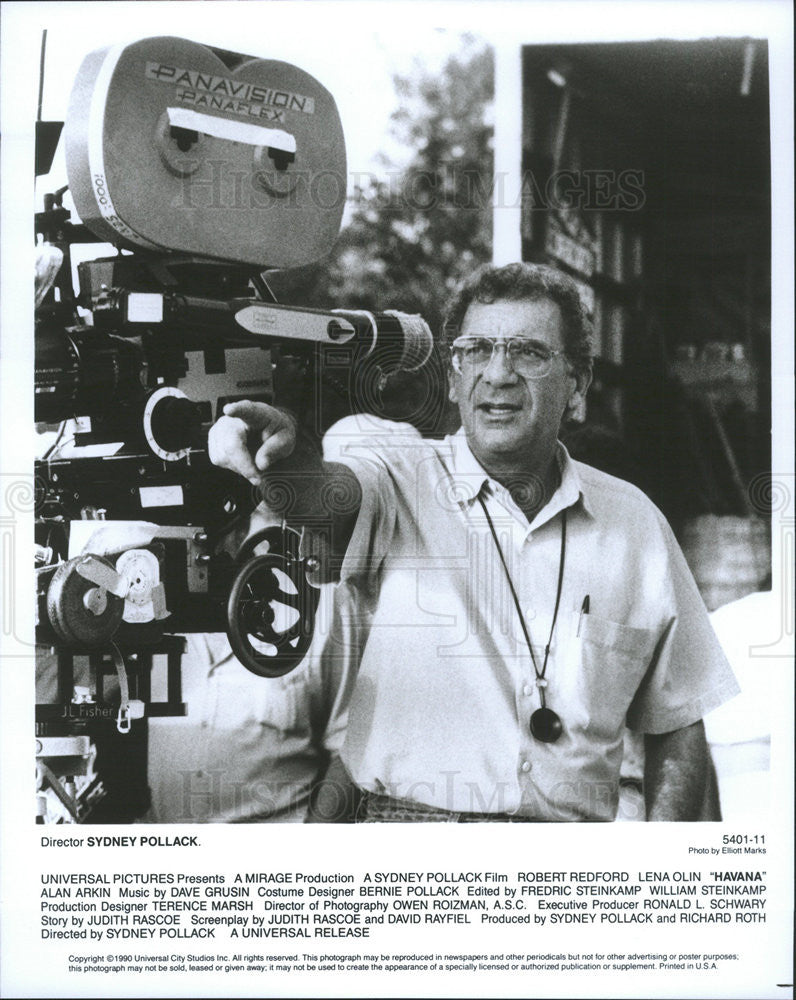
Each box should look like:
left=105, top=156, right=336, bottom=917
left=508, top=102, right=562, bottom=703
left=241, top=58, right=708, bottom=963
left=574, top=614, right=659, bottom=738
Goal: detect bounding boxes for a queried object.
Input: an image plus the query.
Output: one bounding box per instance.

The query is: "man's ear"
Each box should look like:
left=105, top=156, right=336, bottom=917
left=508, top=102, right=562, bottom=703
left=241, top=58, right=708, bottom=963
left=447, top=370, right=459, bottom=405
left=565, top=369, right=592, bottom=423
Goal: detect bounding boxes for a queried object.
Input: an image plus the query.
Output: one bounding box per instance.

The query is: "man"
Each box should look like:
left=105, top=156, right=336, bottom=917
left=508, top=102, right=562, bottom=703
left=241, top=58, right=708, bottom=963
left=209, top=262, right=739, bottom=822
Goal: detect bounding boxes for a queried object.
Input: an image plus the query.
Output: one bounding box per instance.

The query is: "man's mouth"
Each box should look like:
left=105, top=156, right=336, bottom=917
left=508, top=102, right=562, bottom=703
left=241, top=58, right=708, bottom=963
left=477, top=402, right=522, bottom=416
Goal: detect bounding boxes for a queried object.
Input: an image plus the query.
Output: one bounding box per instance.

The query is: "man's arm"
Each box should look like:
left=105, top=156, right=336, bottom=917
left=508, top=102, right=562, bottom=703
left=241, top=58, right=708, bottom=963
left=643, top=720, right=718, bottom=821
left=208, top=400, right=361, bottom=570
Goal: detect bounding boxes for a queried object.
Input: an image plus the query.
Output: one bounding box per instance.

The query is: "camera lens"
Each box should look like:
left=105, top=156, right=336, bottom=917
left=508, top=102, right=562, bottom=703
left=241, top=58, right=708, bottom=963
left=35, top=326, right=144, bottom=423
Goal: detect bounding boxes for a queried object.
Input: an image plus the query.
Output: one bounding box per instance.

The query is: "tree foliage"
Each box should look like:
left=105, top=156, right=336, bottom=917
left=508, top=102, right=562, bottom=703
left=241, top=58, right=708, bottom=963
left=271, top=36, right=494, bottom=336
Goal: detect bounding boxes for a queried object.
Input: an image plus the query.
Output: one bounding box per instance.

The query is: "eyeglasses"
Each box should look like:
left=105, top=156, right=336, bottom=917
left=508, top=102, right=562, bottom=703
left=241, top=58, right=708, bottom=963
left=450, top=336, right=568, bottom=379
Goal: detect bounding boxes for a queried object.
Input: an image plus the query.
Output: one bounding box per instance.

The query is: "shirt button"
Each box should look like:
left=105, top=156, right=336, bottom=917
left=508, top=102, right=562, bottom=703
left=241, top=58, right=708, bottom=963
left=521, top=760, right=531, bottom=773
left=523, top=684, right=533, bottom=697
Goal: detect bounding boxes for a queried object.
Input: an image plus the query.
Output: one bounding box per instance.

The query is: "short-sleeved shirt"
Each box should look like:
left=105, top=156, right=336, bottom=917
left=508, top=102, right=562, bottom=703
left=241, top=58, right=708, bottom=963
left=144, top=585, right=352, bottom=823
left=323, top=416, right=739, bottom=821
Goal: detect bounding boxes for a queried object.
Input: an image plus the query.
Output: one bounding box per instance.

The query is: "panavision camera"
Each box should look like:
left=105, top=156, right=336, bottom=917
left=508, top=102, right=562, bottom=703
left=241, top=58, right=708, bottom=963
left=35, top=35, right=442, bottom=821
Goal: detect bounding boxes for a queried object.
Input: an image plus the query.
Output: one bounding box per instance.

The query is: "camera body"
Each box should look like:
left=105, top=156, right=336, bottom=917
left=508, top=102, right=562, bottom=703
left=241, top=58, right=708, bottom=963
left=34, top=36, right=441, bottom=820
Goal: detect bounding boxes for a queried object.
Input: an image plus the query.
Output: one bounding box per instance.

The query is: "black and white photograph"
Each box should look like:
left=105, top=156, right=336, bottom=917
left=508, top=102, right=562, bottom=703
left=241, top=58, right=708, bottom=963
left=1, top=1, right=793, bottom=997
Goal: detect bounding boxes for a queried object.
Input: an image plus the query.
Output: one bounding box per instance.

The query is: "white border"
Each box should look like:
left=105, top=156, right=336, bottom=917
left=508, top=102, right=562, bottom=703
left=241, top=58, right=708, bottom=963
left=2, top=3, right=793, bottom=998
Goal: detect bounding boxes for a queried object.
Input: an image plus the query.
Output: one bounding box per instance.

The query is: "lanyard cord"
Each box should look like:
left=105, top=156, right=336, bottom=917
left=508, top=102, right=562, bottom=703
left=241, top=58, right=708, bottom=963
left=476, top=493, right=567, bottom=699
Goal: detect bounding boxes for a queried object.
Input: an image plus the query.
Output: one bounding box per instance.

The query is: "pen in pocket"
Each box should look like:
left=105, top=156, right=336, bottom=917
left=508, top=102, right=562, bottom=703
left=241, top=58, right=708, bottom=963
left=577, top=595, right=590, bottom=636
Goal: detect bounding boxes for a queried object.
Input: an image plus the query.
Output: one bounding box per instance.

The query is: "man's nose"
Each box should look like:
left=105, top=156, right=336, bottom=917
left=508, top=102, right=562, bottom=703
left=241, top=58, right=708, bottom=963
left=482, top=342, right=519, bottom=383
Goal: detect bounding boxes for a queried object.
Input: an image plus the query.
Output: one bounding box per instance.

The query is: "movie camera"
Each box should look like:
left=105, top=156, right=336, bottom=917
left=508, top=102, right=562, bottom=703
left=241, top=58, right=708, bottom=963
left=34, top=35, right=442, bottom=820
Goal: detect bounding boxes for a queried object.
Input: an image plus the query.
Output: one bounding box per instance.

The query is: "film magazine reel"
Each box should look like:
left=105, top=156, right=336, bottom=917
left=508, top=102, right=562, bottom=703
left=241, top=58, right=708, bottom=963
left=65, top=34, right=347, bottom=265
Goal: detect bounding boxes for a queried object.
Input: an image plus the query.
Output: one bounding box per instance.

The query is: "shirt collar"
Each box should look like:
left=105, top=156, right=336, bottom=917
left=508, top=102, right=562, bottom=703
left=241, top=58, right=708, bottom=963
left=444, top=427, right=491, bottom=503
left=445, top=426, right=593, bottom=522
left=543, top=441, right=594, bottom=525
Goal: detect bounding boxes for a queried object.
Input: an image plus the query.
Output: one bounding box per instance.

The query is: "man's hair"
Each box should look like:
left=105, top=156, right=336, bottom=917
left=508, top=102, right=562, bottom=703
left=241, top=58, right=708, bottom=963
left=442, top=262, right=594, bottom=376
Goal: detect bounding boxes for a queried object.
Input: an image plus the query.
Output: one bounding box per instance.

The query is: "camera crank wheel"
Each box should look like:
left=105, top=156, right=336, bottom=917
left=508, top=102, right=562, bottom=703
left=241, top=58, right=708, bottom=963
left=46, top=556, right=124, bottom=647
left=226, top=553, right=319, bottom=678
left=233, top=525, right=289, bottom=566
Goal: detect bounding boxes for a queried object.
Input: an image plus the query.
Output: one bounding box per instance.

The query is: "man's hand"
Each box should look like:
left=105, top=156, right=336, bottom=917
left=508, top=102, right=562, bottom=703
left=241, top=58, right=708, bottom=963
left=208, top=399, right=361, bottom=575
left=644, top=720, right=717, bottom=821
left=208, top=401, right=297, bottom=484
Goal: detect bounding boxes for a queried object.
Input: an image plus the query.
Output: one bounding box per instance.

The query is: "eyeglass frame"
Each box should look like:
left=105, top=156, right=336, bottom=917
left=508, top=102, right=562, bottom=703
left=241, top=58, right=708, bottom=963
left=449, top=335, right=571, bottom=379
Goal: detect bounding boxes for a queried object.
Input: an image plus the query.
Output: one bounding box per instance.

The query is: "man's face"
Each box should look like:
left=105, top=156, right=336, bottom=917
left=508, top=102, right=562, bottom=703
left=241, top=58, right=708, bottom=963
left=448, top=297, right=589, bottom=474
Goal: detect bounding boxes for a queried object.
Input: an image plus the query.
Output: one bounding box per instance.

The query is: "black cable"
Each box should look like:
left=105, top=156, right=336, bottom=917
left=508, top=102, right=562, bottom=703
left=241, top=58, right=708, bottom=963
left=477, top=494, right=567, bottom=694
